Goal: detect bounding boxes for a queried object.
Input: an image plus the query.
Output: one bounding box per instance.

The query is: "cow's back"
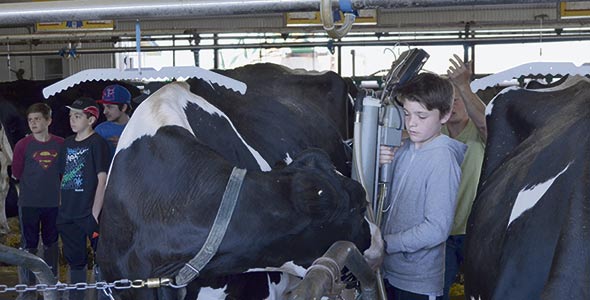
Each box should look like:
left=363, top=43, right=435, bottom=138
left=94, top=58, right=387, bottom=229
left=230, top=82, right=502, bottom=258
left=186, top=64, right=351, bottom=175
left=216, top=63, right=352, bottom=139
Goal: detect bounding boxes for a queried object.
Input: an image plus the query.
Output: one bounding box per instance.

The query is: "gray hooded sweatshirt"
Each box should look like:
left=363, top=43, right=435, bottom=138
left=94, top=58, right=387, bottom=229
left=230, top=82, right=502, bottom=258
left=382, top=134, right=466, bottom=296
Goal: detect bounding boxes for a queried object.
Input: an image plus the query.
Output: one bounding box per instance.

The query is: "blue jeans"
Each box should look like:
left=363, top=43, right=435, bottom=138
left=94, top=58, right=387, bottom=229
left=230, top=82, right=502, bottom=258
left=443, top=235, right=465, bottom=300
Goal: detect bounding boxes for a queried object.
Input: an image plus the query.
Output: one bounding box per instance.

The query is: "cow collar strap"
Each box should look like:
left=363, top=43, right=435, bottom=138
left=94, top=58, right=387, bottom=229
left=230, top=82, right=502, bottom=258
left=175, top=167, right=247, bottom=286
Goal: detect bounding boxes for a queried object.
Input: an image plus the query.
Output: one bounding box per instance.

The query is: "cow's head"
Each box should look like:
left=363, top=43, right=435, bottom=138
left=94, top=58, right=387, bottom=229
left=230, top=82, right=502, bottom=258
left=285, top=149, right=365, bottom=224
left=183, top=147, right=372, bottom=279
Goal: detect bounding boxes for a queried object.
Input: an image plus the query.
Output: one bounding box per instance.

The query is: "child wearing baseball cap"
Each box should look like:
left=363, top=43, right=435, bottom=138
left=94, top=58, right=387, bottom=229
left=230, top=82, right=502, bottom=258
left=66, top=97, right=100, bottom=120
left=58, top=96, right=110, bottom=298
left=95, top=84, right=132, bottom=158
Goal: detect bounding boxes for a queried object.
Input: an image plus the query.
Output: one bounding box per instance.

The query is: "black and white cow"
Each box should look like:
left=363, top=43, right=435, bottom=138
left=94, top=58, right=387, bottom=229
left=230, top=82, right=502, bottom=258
left=0, top=97, right=26, bottom=222
left=97, top=77, right=381, bottom=300
left=464, top=75, right=590, bottom=300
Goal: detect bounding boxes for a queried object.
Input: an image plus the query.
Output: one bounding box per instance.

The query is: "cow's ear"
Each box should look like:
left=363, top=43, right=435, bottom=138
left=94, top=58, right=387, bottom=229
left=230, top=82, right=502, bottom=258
left=290, top=149, right=334, bottom=171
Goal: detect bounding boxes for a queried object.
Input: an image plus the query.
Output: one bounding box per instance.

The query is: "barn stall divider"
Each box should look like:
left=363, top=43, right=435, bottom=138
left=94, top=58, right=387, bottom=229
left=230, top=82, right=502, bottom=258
left=289, top=241, right=377, bottom=300
left=0, top=244, right=57, bottom=300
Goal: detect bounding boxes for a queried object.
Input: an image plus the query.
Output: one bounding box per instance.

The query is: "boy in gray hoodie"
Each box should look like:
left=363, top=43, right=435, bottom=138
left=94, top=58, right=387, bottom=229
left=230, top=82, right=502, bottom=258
left=379, top=73, right=466, bottom=300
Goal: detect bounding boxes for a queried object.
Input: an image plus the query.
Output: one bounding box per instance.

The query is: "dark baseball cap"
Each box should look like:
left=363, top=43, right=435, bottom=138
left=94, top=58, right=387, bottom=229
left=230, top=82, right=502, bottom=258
left=67, top=97, right=99, bottom=119
left=97, top=84, right=131, bottom=106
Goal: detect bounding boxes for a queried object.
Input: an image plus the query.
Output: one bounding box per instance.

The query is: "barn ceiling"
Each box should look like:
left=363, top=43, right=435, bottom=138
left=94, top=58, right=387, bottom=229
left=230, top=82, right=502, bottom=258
left=1, top=0, right=590, bottom=54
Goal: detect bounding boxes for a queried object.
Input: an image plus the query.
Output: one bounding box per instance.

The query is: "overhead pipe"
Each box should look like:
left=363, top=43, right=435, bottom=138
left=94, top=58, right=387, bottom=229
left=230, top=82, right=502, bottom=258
left=0, top=0, right=321, bottom=26
left=1, top=26, right=589, bottom=47
left=0, top=0, right=578, bottom=26
left=0, top=29, right=190, bottom=42
left=354, top=0, right=580, bottom=8
left=2, top=32, right=590, bottom=57
left=0, top=26, right=584, bottom=44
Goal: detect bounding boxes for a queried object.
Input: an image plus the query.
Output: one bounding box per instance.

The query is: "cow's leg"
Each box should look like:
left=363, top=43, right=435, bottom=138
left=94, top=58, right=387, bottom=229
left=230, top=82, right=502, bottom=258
left=0, top=126, right=13, bottom=233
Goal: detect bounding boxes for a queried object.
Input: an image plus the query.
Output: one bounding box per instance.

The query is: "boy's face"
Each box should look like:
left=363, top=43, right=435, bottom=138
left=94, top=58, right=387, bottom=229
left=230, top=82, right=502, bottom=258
left=69, top=111, right=94, bottom=133
left=403, top=100, right=451, bottom=149
left=448, top=88, right=468, bottom=125
left=27, top=112, right=51, bottom=135
left=102, top=103, right=125, bottom=122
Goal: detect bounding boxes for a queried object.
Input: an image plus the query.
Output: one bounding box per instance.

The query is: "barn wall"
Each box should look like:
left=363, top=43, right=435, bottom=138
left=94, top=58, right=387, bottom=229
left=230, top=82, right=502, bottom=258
left=0, top=3, right=586, bottom=82
left=378, top=4, right=557, bottom=29
left=0, top=41, right=115, bottom=82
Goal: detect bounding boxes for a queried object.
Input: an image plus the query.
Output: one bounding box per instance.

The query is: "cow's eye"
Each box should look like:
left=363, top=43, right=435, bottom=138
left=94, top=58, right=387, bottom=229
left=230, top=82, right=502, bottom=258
left=318, top=190, right=323, bottom=196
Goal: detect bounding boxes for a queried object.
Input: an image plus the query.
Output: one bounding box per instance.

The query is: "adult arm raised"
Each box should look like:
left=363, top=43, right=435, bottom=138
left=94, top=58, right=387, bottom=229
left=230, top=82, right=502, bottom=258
left=447, top=54, right=487, bottom=142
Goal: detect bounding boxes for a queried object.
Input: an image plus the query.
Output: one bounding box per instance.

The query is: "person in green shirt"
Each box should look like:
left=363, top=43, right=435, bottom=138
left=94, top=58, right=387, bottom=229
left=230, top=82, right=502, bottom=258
left=442, top=54, right=487, bottom=300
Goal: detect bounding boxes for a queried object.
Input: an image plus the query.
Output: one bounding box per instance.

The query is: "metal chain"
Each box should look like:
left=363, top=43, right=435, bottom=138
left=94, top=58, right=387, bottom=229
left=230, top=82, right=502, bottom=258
left=0, top=277, right=185, bottom=294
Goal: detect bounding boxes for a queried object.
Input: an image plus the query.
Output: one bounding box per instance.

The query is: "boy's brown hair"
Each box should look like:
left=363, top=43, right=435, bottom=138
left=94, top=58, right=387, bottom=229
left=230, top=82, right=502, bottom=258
left=396, top=73, right=454, bottom=117
left=26, top=103, right=52, bottom=120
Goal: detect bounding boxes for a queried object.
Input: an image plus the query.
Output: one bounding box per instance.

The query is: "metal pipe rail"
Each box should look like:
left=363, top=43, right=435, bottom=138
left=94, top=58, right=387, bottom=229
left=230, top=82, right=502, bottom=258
left=0, top=244, right=57, bottom=300
left=0, top=0, right=584, bottom=26
left=2, top=32, right=590, bottom=57
left=3, top=25, right=588, bottom=45
left=288, top=241, right=377, bottom=300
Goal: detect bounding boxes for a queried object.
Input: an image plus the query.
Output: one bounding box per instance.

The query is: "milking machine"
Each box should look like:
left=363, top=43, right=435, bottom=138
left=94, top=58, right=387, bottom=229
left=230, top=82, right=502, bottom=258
left=350, top=48, right=429, bottom=300
left=352, top=48, right=429, bottom=223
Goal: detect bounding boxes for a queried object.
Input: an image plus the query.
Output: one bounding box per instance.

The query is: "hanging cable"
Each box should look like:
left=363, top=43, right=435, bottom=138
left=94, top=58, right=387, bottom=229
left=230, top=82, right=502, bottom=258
left=6, top=39, right=11, bottom=81
left=135, top=20, right=142, bottom=74
left=535, top=14, right=548, bottom=57
left=539, top=16, right=543, bottom=56
left=320, top=0, right=356, bottom=39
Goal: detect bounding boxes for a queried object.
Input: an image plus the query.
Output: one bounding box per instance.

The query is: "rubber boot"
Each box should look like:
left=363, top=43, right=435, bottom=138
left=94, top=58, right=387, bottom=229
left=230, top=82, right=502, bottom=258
left=43, top=243, right=59, bottom=278
left=69, top=267, right=87, bottom=300
left=16, top=248, right=38, bottom=300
